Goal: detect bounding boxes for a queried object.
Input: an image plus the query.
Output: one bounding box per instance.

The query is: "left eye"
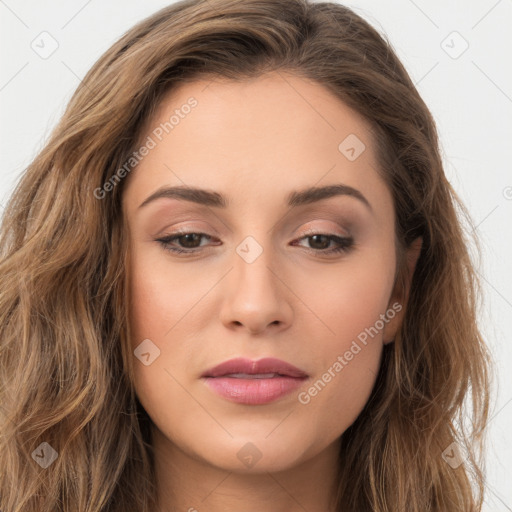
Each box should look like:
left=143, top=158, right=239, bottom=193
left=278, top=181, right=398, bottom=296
left=155, top=232, right=354, bottom=255
left=291, top=233, right=354, bottom=254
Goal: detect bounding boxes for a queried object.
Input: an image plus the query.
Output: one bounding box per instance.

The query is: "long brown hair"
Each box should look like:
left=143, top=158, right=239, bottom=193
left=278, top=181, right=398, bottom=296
left=0, top=0, right=491, bottom=510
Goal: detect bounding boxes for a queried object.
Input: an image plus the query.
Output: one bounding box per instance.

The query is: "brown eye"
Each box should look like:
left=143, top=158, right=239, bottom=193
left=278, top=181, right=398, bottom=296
left=292, top=233, right=354, bottom=255
left=155, top=232, right=216, bottom=254
left=175, top=233, right=204, bottom=248
left=308, top=234, right=331, bottom=250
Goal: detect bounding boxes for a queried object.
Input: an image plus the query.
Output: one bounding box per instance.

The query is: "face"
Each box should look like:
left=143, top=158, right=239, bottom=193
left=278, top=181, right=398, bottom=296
left=122, top=71, right=408, bottom=474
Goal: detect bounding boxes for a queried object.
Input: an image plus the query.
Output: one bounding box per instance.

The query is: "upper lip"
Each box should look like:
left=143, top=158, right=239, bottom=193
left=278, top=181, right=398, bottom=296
left=201, top=357, right=309, bottom=378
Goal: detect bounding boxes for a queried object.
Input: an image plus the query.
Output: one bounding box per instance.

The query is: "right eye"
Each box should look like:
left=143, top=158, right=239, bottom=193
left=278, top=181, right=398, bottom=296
left=155, top=231, right=219, bottom=254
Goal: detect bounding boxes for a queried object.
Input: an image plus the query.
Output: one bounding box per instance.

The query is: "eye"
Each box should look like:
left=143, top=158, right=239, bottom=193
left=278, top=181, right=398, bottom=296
left=155, top=231, right=218, bottom=254
left=155, top=230, right=354, bottom=256
left=291, top=232, right=354, bottom=255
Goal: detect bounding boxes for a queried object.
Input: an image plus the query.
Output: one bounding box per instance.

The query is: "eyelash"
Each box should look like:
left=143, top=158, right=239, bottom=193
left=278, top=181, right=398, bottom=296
left=155, top=229, right=354, bottom=256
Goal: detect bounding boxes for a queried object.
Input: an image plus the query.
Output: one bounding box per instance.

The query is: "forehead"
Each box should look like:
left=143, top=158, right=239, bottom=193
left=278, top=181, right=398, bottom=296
left=123, top=71, right=391, bottom=216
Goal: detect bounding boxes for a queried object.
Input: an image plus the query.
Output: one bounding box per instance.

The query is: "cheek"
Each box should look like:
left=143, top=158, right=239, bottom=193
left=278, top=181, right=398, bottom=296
left=127, top=245, right=204, bottom=344
left=299, top=246, right=395, bottom=351
left=128, top=271, right=172, bottom=342
left=128, top=257, right=201, bottom=444
left=291, top=250, right=395, bottom=426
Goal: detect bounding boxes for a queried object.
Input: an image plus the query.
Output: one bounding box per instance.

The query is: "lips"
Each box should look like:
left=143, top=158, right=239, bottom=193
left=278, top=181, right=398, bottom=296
left=201, top=357, right=309, bottom=405
left=201, top=357, right=309, bottom=379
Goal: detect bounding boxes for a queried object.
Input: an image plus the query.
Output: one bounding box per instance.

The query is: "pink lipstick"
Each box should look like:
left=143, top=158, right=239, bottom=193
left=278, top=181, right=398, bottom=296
left=201, top=357, right=308, bottom=405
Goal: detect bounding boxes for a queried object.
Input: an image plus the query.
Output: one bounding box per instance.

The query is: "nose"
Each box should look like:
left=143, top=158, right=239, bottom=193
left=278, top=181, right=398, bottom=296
left=219, top=242, right=293, bottom=335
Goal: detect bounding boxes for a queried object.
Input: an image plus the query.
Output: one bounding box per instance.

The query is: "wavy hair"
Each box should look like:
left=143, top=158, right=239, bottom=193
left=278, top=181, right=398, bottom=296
left=0, top=0, right=491, bottom=510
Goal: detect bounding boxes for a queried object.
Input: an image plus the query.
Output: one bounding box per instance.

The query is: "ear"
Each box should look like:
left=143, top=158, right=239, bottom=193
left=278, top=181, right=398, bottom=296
left=382, top=237, right=423, bottom=344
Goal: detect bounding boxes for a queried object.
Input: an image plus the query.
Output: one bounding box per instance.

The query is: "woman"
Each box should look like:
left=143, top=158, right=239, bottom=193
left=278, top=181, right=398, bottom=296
left=0, top=0, right=491, bottom=510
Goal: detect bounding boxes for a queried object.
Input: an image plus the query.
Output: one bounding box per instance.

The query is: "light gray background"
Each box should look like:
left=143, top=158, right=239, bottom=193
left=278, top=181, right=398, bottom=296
left=1, top=0, right=511, bottom=509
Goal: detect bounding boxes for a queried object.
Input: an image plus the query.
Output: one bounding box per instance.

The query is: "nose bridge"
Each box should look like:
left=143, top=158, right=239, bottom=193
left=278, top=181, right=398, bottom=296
left=236, top=235, right=276, bottom=290
left=219, top=232, right=292, bottom=334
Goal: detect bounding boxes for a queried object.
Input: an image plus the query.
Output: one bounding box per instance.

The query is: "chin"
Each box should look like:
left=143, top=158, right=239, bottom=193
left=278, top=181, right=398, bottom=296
left=193, top=429, right=319, bottom=474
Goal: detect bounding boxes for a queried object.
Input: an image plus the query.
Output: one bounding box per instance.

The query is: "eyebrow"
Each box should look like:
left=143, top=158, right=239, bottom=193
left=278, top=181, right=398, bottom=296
left=138, top=183, right=372, bottom=212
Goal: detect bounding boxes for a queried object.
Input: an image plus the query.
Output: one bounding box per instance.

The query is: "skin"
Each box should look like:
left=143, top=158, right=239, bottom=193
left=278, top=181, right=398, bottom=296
left=122, top=70, right=421, bottom=512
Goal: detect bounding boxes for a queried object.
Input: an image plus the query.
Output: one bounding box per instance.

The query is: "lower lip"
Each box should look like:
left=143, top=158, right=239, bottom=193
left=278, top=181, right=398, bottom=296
left=203, top=376, right=307, bottom=405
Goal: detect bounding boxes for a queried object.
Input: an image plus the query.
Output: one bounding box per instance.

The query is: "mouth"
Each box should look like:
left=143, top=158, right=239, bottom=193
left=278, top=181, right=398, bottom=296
left=219, top=372, right=288, bottom=378
left=201, top=357, right=309, bottom=405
